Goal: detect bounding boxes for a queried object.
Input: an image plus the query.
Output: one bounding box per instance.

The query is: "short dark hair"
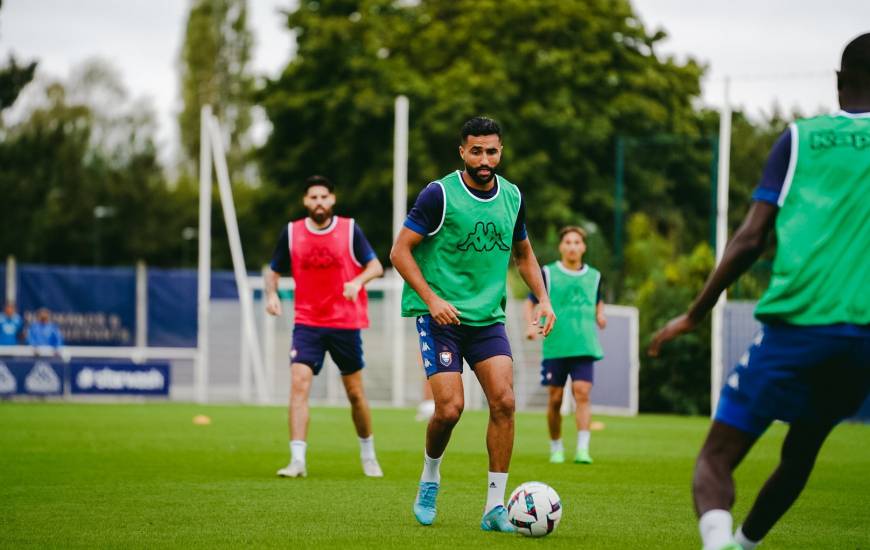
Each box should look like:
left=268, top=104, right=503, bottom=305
left=841, top=33, right=870, bottom=85
left=461, top=116, right=501, bottom=143
left=559, top=225, right=587, bottom=242
left=304, top=175, right=334, bottom=193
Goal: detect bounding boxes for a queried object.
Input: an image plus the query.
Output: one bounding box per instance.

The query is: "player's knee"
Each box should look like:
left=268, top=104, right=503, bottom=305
left=490, top=390, right=515, bottom=418
left=573, top=386, right=591, bottom=404
left=434, top=401, right=464, bottom=426
left=345, top=387, right=365, bottom=406
left=547, top=395, right=563, bottom=411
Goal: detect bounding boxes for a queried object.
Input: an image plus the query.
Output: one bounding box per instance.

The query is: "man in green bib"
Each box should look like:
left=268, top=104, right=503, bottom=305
left=649, top=33, right=870, bottom=550
left=525, top=226, right=606, bottom=465
left=391, top=116, right=556, bottom=532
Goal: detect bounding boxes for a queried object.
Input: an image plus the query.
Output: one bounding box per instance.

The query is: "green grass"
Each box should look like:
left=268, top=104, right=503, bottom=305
left=1, top=402, right=868, bottom=549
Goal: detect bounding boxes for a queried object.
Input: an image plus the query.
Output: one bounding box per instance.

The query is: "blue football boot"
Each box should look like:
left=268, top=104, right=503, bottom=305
left=413, top=481, right=439, bottom=526
left=480, top=505, right=516, bottom=533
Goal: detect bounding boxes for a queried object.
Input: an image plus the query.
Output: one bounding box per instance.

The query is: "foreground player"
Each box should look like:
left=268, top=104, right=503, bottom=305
left=266, top=175, right=385, bottom=479
left=391, top=116, right=555, bottom=532
left=649, top=33, right=870, bottom=550
left=524, top=226, right=605, bottom=464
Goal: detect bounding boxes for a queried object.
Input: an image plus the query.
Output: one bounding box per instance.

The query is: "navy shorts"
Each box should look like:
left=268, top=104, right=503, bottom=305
left=540, top=356, right=595, bottom=387
left=715, top=324, right=870, bottom=436
left=291, top=324, right=364, bottom=375
left=415, top=315, right=512, bottom=378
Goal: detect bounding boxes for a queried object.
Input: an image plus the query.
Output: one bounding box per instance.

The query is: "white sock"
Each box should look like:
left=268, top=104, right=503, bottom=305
left=577, top=430, right=591, bottom=451
left=699, top=509, right=734, bottom=550
left=290, top=440, right=307, bottom=465
left=359, top=435, right=376, bottom=460
left=734, top=525, right=759, bottom=549
left=485, top=472, right=508, bottom=514
left=550, top=439, right=564, bottom=453
left=420, top=451, right=442, bottom=483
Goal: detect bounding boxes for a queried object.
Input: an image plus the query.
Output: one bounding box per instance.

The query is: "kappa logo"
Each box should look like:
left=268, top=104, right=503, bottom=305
left=0, top=362, right=16, bottom=394
left=456, top=221, right=510, bottom=252
left=301, top=246, right=338, bottom=270
left=25, top=361, right=61, bottom=394
left=439, top=351, right=453, bottom=366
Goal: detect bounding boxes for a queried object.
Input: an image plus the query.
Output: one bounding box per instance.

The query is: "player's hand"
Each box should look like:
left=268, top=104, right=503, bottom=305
left=427, top=296, right=461, bottom=325
left=533, top=301, right=557, bottom=337
left=647, top=313, right=696, bottom=356
left=597, top=313, right=607, bottom=330
left=525, top=325, right=538, bottom=340
left=343, top=280, right=362, bottom=301
left=265, top=293, right=282, bottom=316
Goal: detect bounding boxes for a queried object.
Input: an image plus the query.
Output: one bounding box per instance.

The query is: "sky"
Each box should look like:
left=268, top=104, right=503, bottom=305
left=2, top=0, right=868, bottom=164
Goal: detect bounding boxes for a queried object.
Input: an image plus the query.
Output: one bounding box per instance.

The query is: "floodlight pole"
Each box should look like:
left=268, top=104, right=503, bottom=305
left=391, top=95, right=409, bottom=407
left=711, top=78, right=732, bottom=415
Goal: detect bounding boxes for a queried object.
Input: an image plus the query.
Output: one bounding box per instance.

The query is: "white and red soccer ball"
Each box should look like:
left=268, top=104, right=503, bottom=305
left=507, top=481, right=562, bottom=537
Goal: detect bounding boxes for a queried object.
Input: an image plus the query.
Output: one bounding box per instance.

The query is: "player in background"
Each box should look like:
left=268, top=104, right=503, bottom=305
left=524, top=226, right=606, bottom=465
left=391, top=116, right=556, bottom=532
left=266, top=175, right=385, bottom=479
left=649, top=33, right=870, bottom=550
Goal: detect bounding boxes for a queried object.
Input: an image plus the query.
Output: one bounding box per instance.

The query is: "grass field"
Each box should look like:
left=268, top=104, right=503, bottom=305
left=1, top=402, right=869, bottom=549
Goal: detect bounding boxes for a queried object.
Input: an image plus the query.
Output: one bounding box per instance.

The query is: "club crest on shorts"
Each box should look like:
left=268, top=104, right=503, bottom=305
left=439, top=351, right=453, bottom=366
left=290, top=348, right=297, bottom=359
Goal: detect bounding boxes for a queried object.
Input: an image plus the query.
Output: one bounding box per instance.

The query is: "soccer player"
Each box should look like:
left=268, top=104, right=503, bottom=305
left=648, top=33, right=870, bottom=550
left=390, top=116, right=556, bottom=532
left=524, top=226, right=606, bottom=465
left=265, top=175, right=385, bottom=479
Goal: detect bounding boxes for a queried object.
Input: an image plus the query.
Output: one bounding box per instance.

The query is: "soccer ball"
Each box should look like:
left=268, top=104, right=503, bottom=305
left=506, top=481, right=562, bottom=537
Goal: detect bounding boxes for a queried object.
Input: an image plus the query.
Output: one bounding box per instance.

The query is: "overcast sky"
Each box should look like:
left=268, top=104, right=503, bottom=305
left=2, top=0, right=868, bottom=164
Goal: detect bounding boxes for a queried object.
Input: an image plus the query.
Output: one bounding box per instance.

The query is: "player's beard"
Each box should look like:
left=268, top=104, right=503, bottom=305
left=308, top=206, right=333, bottom=225
left=466, top=164, right=496, bottom=185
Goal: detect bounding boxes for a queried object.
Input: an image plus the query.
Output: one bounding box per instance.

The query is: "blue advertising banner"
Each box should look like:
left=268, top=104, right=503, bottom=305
left=148, top=269, right=197, bottom=348
left=17, top=265, right=136, bottom=346
left=70, top=361, right=170, bottom=395
left=0, top=359, right=64, bottom=396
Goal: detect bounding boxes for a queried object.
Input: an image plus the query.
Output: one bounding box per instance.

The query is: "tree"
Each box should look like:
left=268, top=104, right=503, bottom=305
left=258, top=0, right=706, bottom=266
left=0, top=55, right=37, bottom=112
left=178, top=0, right=254, bottom=179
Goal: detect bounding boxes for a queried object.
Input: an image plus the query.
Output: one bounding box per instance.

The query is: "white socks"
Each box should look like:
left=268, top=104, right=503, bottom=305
left=485, top=472, right=508, bottom=514
left=421, top=451, right=442, bottom=483
left=359, top=435, right=376, bottom=460
left=734, top=525, right=760, bottom=549
left=550, top=439, right=563, bottom=453
left=290, top=440, right=307, bottom=465
left=577, top=430, right=591, bottom=451
left=699, top=509, right=734, bottom=550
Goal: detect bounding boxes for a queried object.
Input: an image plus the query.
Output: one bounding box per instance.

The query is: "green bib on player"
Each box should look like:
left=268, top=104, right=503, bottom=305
left=541, top=262, right=604, bottom=360
left=755, top=112, right=870, bottom=325
left=402, top=171, right=522, bottom=326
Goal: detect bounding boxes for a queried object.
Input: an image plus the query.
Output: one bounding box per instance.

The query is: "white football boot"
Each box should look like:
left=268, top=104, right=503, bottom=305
left=361, top=458, right=384, bottom=477
left=277, top=460, right=307, bottom=478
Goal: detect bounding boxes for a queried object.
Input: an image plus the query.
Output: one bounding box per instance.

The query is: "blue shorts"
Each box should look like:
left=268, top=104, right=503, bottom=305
left=541, top=356, right=595, bottom=386
left=291, top=324, right=364, bottom=375
left=415, top=315, right=512, bottom=378
left=715, top=324, right=870, bottom=436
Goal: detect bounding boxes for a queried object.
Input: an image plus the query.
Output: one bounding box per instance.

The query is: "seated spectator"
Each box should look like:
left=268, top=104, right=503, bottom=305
left=0, top=302, right=24, bottom=345
left=26, top=307, right=64, bottom=353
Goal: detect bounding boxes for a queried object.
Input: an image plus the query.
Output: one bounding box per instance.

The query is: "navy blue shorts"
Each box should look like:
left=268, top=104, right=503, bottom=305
left=415, top=315, right=512, bottom=378
left=715, top=324, right=870, bottom=435
left=291, top=324, right=364, bottom=375
left=540, top=356, right=595, bottom=386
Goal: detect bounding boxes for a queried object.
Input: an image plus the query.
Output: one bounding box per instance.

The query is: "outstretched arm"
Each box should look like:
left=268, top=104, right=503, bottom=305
left=513, top=237, right=556, bottom=336
left=390, top=227, right=461, bottom=325
left=648, top=201, right=778, bottom=355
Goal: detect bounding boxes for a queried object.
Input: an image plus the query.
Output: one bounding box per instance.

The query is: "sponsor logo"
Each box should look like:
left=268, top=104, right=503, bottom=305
left=456, top=221, right=510, bottom=252
left=25, top=361, right=62, bottom=394
left=810, top=130, right=870, bottom=151
left=0, top=362, right=16, bottom=394
left=439, top=351, right=453, bottom=366
left=301, top=246, right=338, bottom=270
left=75, top=367, right=166, bottom=391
